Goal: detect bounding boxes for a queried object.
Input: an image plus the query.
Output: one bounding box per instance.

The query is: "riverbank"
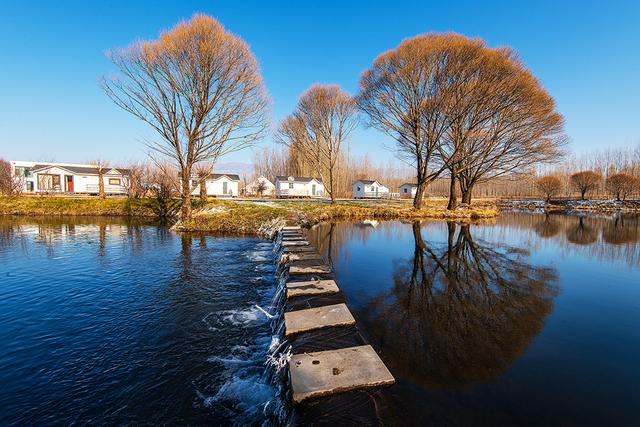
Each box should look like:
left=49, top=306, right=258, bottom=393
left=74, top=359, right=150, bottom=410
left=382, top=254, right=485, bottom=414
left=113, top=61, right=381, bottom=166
left=173, top=199, right=499, bottom=236
left=0, top=196, right=159, bottom=217
left=499, top=198, right=640, bottom=213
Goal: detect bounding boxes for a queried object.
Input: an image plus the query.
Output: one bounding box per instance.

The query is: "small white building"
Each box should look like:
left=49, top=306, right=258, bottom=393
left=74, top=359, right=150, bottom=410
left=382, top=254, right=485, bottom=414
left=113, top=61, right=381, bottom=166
left=399, top=183, right=418, bottom=199
left=10, top=160, right=129, bottom=194
left=243, top=176, right=275, bottom=196
left=352, top=180, right=390, bottom=199
left=275, top=176, right=324, bottom=198
left=191, top=173, right=240, bottom=197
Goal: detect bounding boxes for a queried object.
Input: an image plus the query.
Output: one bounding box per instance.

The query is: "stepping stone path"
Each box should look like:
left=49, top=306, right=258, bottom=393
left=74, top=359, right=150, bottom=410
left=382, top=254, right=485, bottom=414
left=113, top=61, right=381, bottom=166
left=284, top=303, right=355, bottom=336
left=276, top=225, right=395, bottom=404
left=289, top=345, right=395, bottom=404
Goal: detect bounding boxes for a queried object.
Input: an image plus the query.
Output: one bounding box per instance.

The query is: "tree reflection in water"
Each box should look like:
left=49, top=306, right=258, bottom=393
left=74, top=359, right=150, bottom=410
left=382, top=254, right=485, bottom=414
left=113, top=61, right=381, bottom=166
left=357, top=221, right=559, bottom=389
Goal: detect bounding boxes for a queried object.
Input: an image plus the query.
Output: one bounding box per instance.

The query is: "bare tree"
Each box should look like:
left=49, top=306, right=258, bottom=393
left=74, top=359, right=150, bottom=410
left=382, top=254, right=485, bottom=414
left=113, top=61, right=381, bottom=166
left=606, top=173, right=637, bottom=201
left=276, top=84, right=358, bottom=203
left=536, top=175, right=563, bottom=202
left=570, top=171, right=602, bottom=200
left=193, top=162, right=214, bottom=201
left=124, top=162, right=148, bottom=199
left=0, top=159, right=24, bottom=195
left=148, top=162, right=181, bottom=218
left=90, top=159, right=110, bottom=199
left=255, top=178, right=268, bottom=197
left=102, top=14, right=268, bottom=220
left=358, top=34, right=456, bottom=209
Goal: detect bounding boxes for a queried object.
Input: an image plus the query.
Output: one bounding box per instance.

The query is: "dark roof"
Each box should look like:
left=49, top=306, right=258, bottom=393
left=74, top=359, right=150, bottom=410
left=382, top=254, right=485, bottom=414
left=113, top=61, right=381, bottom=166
left=353, top=179, right=378, bottom=185
left=30, top=164, right=129, bottom=176
left=400, top=183, right=418, bottom=187
left=210, top=173, right=240, bottom=181
left=275, top=175, right=323, bottom=183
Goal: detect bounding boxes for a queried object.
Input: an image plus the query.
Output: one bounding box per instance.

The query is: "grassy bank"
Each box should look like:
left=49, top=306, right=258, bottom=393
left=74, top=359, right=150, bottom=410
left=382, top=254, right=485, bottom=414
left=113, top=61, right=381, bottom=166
left=174, top=199, right=499, bottom=236
left=0, top=196, right=159, bottom=217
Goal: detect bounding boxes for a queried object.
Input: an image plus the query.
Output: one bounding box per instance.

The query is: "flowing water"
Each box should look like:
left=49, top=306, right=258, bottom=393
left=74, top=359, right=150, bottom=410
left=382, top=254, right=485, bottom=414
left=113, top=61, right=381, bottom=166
left=304, top=212, right=640, bottom=426
left=0, top=217, right=283, bottom=425
left=1, top=213, right=639, bottom=425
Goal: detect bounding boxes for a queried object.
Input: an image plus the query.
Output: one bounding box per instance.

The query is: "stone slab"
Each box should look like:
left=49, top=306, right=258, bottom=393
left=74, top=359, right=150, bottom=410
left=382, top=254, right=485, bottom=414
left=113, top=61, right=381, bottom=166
left=286, top=279, right=340, bottom=298
left=289, top=345, right=395, bottom=404
left=282, top=226, right=302, bottom=231
left=281, top=240, right=310, bottom=247
left=282, top=246, right=317, bottom=254
left=285, top=303, right=355, bottom=336
left=280, top=253, right=323, bottom=264
left=289, top=261, right=332, bottom=275
left=281, top=236, right=306, bottom=242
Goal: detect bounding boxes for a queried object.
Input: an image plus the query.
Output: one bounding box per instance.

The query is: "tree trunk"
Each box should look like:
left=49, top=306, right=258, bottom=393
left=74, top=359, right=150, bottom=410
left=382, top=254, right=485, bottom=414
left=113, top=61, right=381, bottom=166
left=447, top=170, right=457, bottom=210
left=181, top=169, right=192, bottom=221
left=199, top=178, right=207, bottom=201
left=413, top=180, right=428, bottom=209
left=98, top=172, right=105, bottom=199
left=461, top=183, right=473, bottom=205
left=581, top=189, right=586, bottom=200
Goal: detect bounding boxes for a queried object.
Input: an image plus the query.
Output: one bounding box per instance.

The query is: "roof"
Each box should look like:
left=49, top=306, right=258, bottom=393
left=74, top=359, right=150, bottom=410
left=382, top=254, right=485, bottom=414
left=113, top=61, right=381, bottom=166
left=30, top=163, right=129, bottom=176
left=209, top=173, right=240, bottom=181
left=353, top=179, right=385, bottom=185
left=275, top=175, right=323, bottom=184
left=400, top=183, right=418, bottom=187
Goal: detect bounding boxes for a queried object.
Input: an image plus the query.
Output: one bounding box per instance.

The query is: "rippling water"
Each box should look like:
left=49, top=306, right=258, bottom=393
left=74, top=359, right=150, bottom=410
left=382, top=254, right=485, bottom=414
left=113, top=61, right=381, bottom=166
left=0, top=217, right=280, bottom=425
left=305, top=212, right=640, bottom=426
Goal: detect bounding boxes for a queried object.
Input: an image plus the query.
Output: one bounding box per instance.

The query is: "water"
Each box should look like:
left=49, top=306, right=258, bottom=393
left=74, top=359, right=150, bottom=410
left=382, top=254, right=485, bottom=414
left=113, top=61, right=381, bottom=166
left=0, top=217, right=282, bottom=425
left=305, top=213, right=640, bottom=426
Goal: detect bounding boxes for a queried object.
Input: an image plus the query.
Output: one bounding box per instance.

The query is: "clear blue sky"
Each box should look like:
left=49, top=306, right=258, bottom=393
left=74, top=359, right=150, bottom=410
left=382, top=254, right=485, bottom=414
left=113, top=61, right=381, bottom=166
left=1, top=0, right=639, bottom=167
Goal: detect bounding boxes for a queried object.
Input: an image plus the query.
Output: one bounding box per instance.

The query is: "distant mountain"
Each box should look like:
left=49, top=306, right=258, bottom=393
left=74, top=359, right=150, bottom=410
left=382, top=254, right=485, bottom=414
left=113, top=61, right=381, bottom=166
left=215, top=162, right=253, bottom=179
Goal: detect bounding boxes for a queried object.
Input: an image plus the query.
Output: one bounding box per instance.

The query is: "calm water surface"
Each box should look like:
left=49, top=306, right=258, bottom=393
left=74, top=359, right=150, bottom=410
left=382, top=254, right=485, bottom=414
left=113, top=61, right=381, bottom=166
left=306, top=212, right=640, bottom=426
left=0, top=217, right=281, bottom=425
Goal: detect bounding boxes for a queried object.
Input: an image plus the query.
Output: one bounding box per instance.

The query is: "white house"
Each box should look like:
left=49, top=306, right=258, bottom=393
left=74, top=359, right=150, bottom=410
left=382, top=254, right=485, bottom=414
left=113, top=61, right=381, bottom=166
left=399, top=183, right=418, bottom=199
left=10, top=160, right=129, bottom=194
left=243, top=176, right=275, bottom=196
left=191, top=173, right=240, bottom=197
left=274, top=176, right=324, bottom=198
left=352, top=179, right=390, bottom=199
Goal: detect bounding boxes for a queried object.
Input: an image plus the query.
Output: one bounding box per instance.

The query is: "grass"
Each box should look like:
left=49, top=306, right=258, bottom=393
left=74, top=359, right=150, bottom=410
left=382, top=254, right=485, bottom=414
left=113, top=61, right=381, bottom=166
left=175, top=198, right=499, bottom=236
left=0, top=195, right=159, bottom=217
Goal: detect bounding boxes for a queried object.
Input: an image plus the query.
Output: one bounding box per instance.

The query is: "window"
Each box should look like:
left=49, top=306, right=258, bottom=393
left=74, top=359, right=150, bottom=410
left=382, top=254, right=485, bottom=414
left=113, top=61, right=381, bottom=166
left=14, top=166, right=31, bottom=177
left=108, top=178, right=121, bottom=186
left=191, top=180, right=198, bottom=188
left=38, top=174, right=61, bottom=190
left=289, top=182, right=294, bottom=189
left=357, top=186, right=361, bottom=191
left=403, top=188, right=407, bottom=193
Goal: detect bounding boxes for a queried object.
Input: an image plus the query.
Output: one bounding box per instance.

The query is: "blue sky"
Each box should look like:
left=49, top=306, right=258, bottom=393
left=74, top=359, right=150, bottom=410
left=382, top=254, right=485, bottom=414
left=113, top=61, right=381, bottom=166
left=1, top=0, right=639, bottom=167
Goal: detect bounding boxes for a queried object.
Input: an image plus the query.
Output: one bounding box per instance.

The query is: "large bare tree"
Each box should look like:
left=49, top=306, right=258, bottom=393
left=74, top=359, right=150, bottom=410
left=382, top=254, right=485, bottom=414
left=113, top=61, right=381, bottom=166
left=102, top=14, right=268, bottom=220
left=276, top=84, right=358, bottom=203
left=358, top=34, right=458, bottom=209
left=570, top=170, right=602, bottom=200
left=90, top=159, right=109, bottom=199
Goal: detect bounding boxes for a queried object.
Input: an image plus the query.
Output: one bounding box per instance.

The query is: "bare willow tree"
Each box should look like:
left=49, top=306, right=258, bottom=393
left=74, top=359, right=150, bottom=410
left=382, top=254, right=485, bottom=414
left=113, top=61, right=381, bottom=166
left=358, top=34, right=458, bottom=209
left=438, top=40, right=565, bottom=207
left=536, top=175, right=563, bottom=202
left=0, top=159, right=24, bottom=195
left=90, top=159, right=110, bottom=199
left=605, top=173, right=637, bottom=201
left=102, top=14, right=268, bottom=220
left=570, top=171, right=602, bottom=200
left=276, top=84, right=358, bottom=203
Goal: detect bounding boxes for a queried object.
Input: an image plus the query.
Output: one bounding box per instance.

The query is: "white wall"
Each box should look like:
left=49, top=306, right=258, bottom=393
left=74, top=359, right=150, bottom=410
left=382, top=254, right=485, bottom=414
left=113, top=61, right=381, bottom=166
left=191, top=177, right=239, bottom=196
left=400, top=185, right=417, bottom=198
left=275, top=179, right=324, bottom=197
left=352, top=181, right=390, bottom=198
left=244, top=177, right=275, bottom=196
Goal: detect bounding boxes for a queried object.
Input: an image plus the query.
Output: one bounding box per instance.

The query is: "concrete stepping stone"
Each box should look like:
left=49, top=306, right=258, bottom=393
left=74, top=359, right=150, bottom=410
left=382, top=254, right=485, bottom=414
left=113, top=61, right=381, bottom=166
left=282, top=245, right=317, bottom=254
left=286, top=279, right=340, bottom=298
left=285, top=303, right=355, bottom=336
left=289, top=260, right=331, bottom=275
left=281, top=240, right=310, bottom=247
left=289, top=345, right=395, bottom=404
left=282, top=226, right=302, bottom=231
left=280, top=252, right=323, bottom=264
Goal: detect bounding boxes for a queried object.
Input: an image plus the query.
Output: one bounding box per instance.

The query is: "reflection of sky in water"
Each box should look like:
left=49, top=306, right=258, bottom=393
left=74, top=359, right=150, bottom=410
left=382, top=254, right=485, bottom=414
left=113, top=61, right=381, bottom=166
left=306, top=213, right=640, bottom=426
